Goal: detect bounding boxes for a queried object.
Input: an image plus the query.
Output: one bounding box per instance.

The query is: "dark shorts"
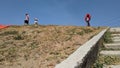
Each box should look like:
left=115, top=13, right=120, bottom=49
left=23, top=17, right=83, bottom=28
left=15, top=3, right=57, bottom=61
left=24, top=20, right=29, bottom=25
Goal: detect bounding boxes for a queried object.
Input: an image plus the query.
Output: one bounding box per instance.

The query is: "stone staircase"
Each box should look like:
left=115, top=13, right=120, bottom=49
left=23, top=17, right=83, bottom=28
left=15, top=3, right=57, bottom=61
left=100, top=28, right=120, bottom=68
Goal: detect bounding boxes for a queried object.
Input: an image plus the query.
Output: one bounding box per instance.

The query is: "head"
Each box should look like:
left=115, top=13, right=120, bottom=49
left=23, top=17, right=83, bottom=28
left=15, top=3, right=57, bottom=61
left=86, top=14, right=91, bottom=17
left=25, top=13, right=28, bottom=15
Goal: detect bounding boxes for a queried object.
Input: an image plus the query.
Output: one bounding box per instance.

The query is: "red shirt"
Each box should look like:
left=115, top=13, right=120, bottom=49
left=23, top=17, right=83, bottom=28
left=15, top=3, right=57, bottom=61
left=85, top=14, right=91, bottom=21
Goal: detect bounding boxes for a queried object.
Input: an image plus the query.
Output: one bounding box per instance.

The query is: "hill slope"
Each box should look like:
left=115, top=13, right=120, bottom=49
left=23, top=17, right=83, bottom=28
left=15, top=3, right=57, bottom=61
left=0, top=25, right=104, bottom=68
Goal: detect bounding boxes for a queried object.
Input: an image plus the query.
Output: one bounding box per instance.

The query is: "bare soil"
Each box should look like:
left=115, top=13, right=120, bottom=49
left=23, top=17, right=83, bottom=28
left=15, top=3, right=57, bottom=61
left=0, top=25, right=104, bottom=68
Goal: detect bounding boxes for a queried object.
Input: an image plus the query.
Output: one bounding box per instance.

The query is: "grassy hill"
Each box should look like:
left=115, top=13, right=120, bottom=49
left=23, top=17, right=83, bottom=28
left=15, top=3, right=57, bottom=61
left=0, top=25, right=104, bottom=68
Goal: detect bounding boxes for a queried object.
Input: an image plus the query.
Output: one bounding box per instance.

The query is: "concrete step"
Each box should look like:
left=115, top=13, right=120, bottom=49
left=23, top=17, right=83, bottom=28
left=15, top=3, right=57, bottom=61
left=112, top=39, right=120, bottom=43
left=102, top=28, right=120, bottom=68
left=104, top=43, right=120, bottom=49
left=103, top=65, right=120, bottom=68
left=100, top=51, right=120, bottom=56
left=112, top=36, right=120, bottom=40
left=111, top=34, right=120, bottom=37
left=109, top=27, right=120, bottom=32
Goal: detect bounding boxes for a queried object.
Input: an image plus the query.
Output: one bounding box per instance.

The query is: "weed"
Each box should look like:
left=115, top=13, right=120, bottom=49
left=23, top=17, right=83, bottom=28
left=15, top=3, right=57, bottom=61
left=103, top=31, right=112, bottom=43
left=50, top=51, right=60, bottom=55
left=103, top=56, right=120, bottom=65
left=54, top=27, right=60, bottom=33
left=27, top=41, right=39, bottom=50
left=24, top=54, right=29, bottom=61
left=0, top=43, right=7, bottom=49
left=14, top=34, right=24, bottom=40
left=29, top=44, right=38, bottom=50
left=71, top=28, right=77, bottom=34
left=82, top=28, right=93, bottom=33
left=92, top=55, right=120, bottom=68
left=36, top=30, right=42, bottom=33
left=65, top=36, right=72, bottom=41
left=22, top=31, right=26, bottom=34
left=0, top=30, right=18, bottom=36
left=46, top=56, right=55, bottom=61
left=76, top=31, right=84, bottom=35
left=92, top=61, right=103, bottom=68
left=66, top=28, right=77, bottom=35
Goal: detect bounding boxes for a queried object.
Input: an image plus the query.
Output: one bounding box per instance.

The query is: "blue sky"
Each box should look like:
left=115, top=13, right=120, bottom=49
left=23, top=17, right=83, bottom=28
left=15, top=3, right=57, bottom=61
left=0, top=0, right=120, bottom=27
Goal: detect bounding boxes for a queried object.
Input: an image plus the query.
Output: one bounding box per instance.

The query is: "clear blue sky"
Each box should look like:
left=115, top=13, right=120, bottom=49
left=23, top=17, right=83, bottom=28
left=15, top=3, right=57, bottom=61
left=0, top=0, right=120, bottom=27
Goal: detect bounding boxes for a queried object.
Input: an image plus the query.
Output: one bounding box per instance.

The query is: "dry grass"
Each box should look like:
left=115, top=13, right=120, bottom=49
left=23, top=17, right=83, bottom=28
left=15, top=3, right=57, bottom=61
left=0, top=25, right=104, bottom=68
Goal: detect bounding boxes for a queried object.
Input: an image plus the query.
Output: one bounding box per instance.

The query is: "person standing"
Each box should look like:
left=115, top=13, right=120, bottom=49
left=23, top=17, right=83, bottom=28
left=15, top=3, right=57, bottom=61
left=85, top=13, right=91, bottom=26
left=34, top=18, right=38, bottom=25
left=24, top=13, right=29, bottom=25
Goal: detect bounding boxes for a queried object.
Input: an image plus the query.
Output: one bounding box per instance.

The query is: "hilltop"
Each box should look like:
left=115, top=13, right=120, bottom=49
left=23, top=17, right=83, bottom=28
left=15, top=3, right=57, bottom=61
left=0, top=25, right=104, bottom=68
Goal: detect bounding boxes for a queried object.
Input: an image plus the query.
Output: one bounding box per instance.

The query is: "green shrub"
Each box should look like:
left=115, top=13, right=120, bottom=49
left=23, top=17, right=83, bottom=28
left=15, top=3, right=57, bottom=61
left=14, top=34, right=24, bottom=40
left=103, top=31, right=112, bottom=43
left=66, top=28, right=77, bottom=35
left=92, top=61, right=103, bottom=68
left=82, top=28, right=93, bottom=33
left=77, top=31, right=84, bottom=35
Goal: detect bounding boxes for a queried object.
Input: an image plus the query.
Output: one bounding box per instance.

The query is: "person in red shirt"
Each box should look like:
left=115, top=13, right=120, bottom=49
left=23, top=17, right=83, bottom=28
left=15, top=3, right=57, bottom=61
left=85, top=14, right=91, bottom=26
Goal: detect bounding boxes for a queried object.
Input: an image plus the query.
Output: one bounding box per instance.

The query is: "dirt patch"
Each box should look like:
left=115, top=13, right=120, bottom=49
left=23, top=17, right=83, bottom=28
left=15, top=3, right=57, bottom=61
left=0, top=25, right=104, bottom=68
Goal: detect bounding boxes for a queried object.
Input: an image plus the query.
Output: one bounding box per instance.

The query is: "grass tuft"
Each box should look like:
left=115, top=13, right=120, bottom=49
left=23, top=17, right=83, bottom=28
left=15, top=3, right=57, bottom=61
left=103, top=31, right=112, bottom=43
left=14, top=34, right=24, bottom=40
left=0, top=30, right=18, bottom=36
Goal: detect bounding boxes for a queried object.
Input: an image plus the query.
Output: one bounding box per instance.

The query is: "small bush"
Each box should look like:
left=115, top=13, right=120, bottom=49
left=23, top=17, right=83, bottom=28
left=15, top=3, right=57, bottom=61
left=92, top=61, right=103, bottom=68
left=65, top=36, right=72, bottom=41
left=66, top=28, right=77, bottom=35
left=103, top=31, right=112, bottom=43
left=14, top=35, right=24, bottom=40
left=77, top=31, right=84, bottom=35
left=82, top=28, right=93, bottom=33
